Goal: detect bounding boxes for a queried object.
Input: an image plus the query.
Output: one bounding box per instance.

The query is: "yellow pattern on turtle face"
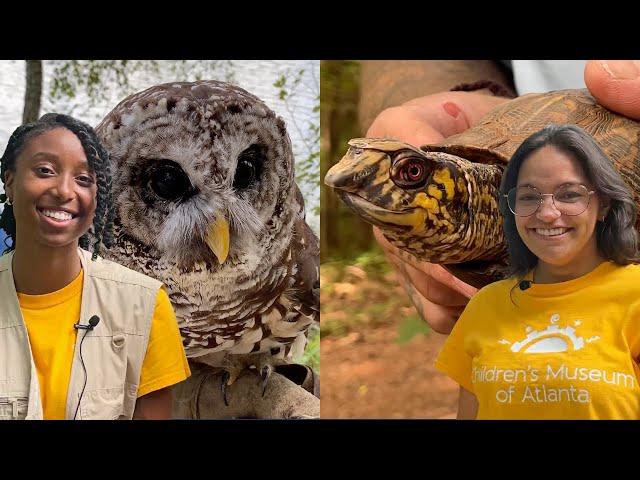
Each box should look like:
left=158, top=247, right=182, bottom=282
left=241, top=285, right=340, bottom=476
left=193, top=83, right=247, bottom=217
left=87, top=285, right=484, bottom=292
left=368, top=208, right=428, bottom=232
left=414, top=192, right=440, bottom=214
left=433, top=168, right=455, bottom=200
left=427, top=185, right=443, bottom=200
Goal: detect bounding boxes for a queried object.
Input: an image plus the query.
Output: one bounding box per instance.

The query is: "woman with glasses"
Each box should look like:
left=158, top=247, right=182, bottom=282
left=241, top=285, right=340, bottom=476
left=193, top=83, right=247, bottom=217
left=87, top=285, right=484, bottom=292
left=435, top=124, right=640, bottom=419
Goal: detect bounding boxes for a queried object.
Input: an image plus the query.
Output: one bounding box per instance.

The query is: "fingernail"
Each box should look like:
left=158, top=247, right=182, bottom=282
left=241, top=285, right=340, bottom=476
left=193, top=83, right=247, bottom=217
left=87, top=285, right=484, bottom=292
left=601, top=60, right=640, bottom=80
left=442, top=101, right=460, bottom=118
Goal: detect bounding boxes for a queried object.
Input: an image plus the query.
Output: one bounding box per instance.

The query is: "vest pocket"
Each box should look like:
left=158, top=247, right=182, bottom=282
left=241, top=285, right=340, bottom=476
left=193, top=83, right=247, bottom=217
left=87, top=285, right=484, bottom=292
left=79, top=387, right=125, bottom=420
left=0, top=397, right=28, bottom=420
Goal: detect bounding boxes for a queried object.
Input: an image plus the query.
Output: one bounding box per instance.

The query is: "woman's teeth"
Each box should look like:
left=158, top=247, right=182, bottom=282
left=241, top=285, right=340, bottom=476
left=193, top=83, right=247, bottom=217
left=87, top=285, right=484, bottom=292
left=535, top=228, right=568, bottom=237
left=41, top=209, right=73, bottom=221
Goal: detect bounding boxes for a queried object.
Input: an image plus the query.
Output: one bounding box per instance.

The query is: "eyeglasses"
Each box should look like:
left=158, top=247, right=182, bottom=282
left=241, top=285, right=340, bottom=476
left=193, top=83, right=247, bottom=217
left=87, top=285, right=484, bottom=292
left=503, top=184, right=596, bottom=217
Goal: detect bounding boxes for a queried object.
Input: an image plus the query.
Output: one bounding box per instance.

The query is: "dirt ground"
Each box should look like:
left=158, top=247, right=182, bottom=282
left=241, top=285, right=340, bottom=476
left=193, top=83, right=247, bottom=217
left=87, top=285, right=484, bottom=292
left=321, top=321, right=459, bottom=419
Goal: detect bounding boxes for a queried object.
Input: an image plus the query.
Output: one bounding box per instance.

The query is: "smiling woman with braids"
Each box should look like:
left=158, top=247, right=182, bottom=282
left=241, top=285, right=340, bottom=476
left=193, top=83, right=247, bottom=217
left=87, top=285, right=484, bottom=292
left=0, top=113, right=190, bottom=420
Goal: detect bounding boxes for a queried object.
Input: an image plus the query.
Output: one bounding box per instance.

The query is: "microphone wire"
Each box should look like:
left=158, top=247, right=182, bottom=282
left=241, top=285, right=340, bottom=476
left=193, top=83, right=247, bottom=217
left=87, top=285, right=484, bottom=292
left=72, top=328, right=91, bottom=420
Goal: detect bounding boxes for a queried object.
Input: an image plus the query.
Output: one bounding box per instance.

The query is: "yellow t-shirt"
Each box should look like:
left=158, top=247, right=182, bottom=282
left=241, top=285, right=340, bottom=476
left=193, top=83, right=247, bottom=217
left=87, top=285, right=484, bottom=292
left=435, top=261, right=640, bottom=420
left=18, top=270, right=191, bottom=420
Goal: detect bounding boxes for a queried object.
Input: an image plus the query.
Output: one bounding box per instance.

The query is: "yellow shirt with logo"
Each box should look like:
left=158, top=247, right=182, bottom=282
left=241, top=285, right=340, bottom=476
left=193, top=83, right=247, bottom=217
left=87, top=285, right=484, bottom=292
left=18, top=270, right=191, bottom=420
left=435, top=261, right=640, bottom=419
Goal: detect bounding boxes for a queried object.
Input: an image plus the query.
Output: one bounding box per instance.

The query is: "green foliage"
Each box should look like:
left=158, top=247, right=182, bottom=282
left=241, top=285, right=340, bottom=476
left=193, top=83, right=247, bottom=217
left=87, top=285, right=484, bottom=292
left=321, top=247, right=416, bottom=339
left=324, top=242, right=392, bottom=275
left=321, top=319, right=347, bottom=338
left=48, top=60, right=240, bottom=111
left=297, top=323, right=320, bottom=373
left=273, top=65, right=320, bottom=222
left=351, top=250, right=393, bottom=276
left=395, top=314, right=430, bottom=345
left=49, top=60, right=158, bottom=108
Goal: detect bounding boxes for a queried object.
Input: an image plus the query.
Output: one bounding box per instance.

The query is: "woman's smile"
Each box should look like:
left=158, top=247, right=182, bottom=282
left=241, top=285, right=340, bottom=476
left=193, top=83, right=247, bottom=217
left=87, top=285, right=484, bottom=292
left=528, top=227, right=572, bottom=239
left=36, top=207, right=78, bottom=226
left=4, top=127, right=97, bottom=250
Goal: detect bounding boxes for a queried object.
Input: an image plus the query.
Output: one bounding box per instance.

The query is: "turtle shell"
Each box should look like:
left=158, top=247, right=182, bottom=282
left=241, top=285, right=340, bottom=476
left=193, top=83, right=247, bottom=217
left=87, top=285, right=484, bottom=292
left=348, top=137, right=424, bottom=154
left=423, top=89, right=640, bottom=182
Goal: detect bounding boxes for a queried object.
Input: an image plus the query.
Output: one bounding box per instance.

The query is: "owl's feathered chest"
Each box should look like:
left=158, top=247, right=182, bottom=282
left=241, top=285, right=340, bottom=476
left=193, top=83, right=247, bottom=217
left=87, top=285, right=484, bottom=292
left=103, top=223, right=314, bottom=360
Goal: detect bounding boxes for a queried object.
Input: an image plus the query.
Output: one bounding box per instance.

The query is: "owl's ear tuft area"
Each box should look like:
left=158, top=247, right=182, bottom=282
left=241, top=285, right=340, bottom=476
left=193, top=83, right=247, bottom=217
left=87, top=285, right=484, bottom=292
left=276, top=117, right=287, bottom=136
left=166, top=97, right=178, bottom=113
left=227, top=104, right=242, bottom=114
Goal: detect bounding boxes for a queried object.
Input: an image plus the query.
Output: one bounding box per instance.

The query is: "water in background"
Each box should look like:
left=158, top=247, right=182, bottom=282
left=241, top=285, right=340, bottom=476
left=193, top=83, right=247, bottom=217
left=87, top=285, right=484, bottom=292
left=0, top=60, right=319, bottom=232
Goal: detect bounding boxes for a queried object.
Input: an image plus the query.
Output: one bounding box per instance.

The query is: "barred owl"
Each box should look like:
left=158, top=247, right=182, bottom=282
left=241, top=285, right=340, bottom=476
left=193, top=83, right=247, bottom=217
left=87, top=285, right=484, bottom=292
left=95, top=80, right=319, bottom=396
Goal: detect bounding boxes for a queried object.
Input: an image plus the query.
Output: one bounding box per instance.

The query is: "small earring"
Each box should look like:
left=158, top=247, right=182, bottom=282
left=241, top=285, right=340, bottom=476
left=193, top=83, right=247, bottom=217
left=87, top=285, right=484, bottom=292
left=5, top=198, right=11, bottom=207
left=601, top=214, right=606, bottom=222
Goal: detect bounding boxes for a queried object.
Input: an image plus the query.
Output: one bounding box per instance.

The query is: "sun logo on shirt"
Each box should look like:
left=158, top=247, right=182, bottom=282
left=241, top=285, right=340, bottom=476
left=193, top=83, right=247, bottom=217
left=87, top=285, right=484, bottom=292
left=498, top=313, right=600, bottom=354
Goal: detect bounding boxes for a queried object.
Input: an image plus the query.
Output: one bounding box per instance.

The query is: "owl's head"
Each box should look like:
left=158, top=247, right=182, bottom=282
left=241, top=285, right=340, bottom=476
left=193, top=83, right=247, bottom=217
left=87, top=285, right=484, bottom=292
left=96, top=81, right=298, bottom=272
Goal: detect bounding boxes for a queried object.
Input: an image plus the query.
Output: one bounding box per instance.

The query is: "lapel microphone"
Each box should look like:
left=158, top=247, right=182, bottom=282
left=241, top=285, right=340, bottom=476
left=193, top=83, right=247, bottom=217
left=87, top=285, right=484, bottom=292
left=519, top=280, right=533, bottom=291
left=74, top=315, right=100, bottom=331
left=73, top=315, right=101, bottom=420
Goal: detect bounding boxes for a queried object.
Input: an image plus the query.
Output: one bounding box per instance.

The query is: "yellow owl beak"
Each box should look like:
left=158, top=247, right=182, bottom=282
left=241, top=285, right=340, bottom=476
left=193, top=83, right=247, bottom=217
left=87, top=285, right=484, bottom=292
left=205, top=216, right=230, bottom=264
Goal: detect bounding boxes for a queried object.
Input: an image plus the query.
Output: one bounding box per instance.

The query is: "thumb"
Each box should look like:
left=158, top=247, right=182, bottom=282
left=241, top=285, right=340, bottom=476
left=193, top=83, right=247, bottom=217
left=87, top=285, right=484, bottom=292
left=585, top=60, right=640, bottom=120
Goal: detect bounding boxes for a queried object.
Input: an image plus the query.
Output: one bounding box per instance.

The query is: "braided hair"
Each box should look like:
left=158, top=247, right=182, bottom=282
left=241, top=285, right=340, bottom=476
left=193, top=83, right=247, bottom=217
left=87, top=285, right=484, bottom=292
left=0, top=113, right=114, bottom=260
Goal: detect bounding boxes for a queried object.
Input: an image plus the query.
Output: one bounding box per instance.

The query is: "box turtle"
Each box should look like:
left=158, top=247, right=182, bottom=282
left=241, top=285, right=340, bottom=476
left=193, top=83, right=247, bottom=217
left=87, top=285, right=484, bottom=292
left=325, top=89, right=640, bottom=288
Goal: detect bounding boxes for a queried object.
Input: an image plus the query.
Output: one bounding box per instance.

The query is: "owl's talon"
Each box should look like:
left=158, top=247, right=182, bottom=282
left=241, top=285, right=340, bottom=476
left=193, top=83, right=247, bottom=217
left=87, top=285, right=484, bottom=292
left=260, top=365, right=273, bottom=398
left=221, top=371, right=230, bottom=407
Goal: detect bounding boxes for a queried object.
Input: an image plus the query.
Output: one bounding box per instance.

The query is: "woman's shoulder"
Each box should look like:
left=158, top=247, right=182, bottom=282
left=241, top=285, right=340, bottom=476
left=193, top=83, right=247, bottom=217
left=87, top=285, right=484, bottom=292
left=474, top=277, right=519, bottom=300
left=456, top=277, right=518, bottom=315
left=79, top=249, right=162, bottom=291
left=613, top=261, right=640, bottom=277
left=604, top=262, right=640, bottom=292
left=592, top=261, right=640, bottom=287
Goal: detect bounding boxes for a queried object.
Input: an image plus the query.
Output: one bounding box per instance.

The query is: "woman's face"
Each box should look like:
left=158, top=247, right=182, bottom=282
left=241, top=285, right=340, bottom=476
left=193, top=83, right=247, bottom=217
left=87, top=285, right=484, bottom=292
left=4, top=127, right=97, bottom=251
left=514, top=145, right=608, bottom=270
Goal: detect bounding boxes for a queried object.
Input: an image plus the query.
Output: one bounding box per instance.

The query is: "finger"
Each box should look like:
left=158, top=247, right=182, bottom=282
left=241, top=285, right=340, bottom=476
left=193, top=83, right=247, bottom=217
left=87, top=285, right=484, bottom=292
left=366, top=105, right=446, bottom=146
left=366, top=91, right=509, bottom=147
left=385, top=247, right=471, bottom=305
left=403, top=260, right=476, bottom=305
left=402, top=91, right=508, bottom=137
left=584, top=60, right=640, bottom=120
left=395, top=266, right=463, bottom=334
left=420, top=301, right=464, bottom=335
left=374, top=227, right=477, bottom=300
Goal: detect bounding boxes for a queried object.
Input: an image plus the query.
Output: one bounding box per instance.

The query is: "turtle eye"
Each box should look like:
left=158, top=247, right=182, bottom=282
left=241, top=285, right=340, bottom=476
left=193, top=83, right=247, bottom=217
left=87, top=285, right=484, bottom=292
left=391, top=157, right=430, bottom=189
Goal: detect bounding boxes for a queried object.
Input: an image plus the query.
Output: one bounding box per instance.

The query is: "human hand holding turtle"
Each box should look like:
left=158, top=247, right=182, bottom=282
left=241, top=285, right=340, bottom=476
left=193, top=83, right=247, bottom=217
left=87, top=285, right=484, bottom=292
left=365, top=90, right=509, bottom=334
left=329, top=60, right=640, bottom=335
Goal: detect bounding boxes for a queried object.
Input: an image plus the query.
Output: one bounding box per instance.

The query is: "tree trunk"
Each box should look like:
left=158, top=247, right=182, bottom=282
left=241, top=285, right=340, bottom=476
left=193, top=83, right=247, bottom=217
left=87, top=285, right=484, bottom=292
left=319, top=63, right=333, bottom=262
left=23, top=60, right=43, bottom=124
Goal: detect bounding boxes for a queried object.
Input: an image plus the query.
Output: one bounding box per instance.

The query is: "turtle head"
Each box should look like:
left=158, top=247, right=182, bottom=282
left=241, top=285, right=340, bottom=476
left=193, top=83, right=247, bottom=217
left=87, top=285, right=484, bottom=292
left=325, top=138, right=472, bottom=242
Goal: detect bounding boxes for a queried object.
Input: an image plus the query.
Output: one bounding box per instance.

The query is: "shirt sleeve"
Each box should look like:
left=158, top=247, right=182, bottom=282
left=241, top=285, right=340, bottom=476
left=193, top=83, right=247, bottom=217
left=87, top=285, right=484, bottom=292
left=137, top=287, right=191, bottom=398
left=433, top=298, right=478, bottom=394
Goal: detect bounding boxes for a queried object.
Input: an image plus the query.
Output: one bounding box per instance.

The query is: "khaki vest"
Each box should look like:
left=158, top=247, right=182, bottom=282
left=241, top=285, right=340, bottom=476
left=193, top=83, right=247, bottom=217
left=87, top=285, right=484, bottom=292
left=0, top=248, right=161, bottom=420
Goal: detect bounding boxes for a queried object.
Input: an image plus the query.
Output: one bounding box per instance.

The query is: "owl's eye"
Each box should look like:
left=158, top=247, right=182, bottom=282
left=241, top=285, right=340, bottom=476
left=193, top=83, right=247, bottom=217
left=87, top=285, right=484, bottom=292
left=148, top=161, right=194, bottom=201
left=233, top=145, right=265, bottom=190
